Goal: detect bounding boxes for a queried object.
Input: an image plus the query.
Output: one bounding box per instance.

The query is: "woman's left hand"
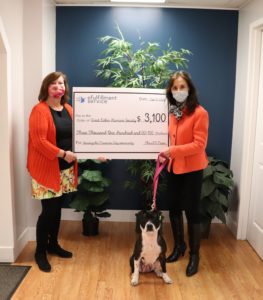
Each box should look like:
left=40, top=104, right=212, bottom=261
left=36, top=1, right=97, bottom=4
left=159, top=147, right=170, bottom=162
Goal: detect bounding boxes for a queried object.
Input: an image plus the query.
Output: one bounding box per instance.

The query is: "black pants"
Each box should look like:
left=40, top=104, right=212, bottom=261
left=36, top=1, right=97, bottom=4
left=167, top=170, right=203, bottom=224
left=36, top=195, right=64, bottom=253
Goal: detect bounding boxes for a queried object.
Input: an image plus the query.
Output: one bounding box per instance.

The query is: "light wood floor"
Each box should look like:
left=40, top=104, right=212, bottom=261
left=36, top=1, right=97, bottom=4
left=13, top=221, right=263, bottom=300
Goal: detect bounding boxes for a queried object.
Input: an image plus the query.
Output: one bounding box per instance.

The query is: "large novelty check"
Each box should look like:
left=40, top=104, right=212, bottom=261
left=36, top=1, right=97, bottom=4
left=73, top=87, right=169, bottom=159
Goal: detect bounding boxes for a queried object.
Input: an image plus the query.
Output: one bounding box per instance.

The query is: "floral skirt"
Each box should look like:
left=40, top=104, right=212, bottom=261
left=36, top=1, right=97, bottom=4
left=32, top=166, right=77, bottom=200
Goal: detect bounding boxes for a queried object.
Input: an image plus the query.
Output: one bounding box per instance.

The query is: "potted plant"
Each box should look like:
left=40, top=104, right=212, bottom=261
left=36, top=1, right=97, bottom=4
left=69, top=159, right=111, bottom=236
left=200, top=156, right=235, bottom=238
left=96, top=24, right=191, bottom=89
left=95, top=24, right=191, bottom=223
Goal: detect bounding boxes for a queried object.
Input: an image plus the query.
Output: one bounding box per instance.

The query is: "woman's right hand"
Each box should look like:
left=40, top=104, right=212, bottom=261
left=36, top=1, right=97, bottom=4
left=96, top=156, right=108, bottom=162
left=64, top=151, right=77, bottom=163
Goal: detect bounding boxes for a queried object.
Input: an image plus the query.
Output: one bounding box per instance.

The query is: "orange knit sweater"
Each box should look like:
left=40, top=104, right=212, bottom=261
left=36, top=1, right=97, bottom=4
left=168, top=105, right=209, bottom=174
left=27, top=101, right=78, bottom=192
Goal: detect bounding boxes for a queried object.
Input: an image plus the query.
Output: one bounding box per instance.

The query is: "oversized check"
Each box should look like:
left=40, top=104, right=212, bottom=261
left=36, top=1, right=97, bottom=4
left=73, top=87, right=169, bottom=159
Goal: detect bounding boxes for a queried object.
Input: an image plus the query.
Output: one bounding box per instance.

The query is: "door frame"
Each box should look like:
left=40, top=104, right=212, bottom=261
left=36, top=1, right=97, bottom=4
left=0, top=17, right=15, bottom=261
left=237, top=18, right=263, bottom=239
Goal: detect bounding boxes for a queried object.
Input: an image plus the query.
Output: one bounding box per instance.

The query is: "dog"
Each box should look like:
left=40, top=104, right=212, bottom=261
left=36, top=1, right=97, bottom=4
left=130, top=210, right=173, bottom=286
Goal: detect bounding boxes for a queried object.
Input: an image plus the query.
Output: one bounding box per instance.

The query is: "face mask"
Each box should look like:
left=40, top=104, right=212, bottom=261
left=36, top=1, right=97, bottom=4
left=53, top=91, right=65, bottom=98
left=48, top=87, right=65, bottom=98
left=172, top=90, right=188, bottom=103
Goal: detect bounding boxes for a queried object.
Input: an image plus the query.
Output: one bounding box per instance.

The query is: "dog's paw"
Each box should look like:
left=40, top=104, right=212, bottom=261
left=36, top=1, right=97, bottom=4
left=162, top=273, right=173, bottom=284
left=131, top=278, right=139, bottom=286
left=131, top=274, right=139, bottom=286
left=154, top=269, right=163, bottom=278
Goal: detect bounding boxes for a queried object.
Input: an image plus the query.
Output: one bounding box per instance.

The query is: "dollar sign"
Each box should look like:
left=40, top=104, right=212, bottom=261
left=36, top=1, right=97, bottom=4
left=137, top=116, right=141, bottom=122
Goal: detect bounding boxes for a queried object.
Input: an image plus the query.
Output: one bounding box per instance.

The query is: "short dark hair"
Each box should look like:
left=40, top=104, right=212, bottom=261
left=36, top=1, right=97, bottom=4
left=38, top=71, right=70, bottom=104
left=166, top=71, right=199, bottom=114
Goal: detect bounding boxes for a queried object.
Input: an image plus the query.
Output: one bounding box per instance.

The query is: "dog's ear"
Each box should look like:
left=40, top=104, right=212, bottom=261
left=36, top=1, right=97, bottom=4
left=151, top=210, right=162, bottom=220
left=157, top=211, right=163, bottom=221
left=136, top=210, right=147, bottom=219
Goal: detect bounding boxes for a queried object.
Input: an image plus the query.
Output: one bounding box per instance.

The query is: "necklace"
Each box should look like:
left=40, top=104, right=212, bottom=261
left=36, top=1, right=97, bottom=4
left=46, top=99, right=63, bottom=111
left=49, top=104, right=63, bottom=111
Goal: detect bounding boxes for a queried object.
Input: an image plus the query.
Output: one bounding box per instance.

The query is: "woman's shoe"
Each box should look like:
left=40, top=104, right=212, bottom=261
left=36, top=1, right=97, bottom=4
left=35, top=252, right=51, bottom=272
left=186, top=223, right=201, bottom=276
left=47, top=243, right=72, bottom=258
left=186, top=254, right=199, bottom=276
left=166, top=242, right=186, bottom=263
left=167, top=213, right=186, bottom=263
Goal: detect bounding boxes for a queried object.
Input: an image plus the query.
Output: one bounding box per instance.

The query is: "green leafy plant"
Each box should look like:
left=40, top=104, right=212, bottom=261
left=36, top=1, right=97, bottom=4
left=96, top=24, right=191, bottom=207
left=200, top=156, right=234, bottom=226
left=96, top=24, right=191, bottom=89
left=70, top=159, right=111, bottom=234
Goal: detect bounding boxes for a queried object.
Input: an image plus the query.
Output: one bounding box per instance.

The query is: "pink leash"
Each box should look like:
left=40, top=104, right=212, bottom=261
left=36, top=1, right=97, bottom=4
left=151, top=154, right=168, bottom=211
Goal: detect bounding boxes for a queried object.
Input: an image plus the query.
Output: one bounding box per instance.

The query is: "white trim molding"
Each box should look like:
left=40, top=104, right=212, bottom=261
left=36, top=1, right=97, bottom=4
left=237, top=18, right=263, bottom=239
left=0, top=16, right=16, bottom=262
left=61, top=208, right=170, bottom=222
left=61, top=208, right=221, bottom=224
left=5, top=210, right=222, bottom=247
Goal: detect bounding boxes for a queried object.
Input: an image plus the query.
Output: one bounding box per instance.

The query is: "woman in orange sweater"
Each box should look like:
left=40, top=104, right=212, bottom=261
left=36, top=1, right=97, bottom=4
left=159, top=71, right=209, bottom=276
left=27, top=72, right=78, bottom=272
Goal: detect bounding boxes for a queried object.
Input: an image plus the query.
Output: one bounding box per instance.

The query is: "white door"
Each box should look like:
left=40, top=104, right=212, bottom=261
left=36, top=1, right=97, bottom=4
left=247, top=30, right=263, bottom=260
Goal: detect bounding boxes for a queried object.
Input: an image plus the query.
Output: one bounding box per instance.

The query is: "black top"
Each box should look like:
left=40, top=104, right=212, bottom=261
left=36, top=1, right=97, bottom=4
left=50, top=106, right=74, bottom=170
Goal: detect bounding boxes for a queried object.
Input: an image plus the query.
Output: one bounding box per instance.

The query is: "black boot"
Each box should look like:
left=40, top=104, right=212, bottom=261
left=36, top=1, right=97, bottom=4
left=47, top=207, right=72, bottom=258
left=186, top=223, right=200, bottom=276
left=47, top=243, right=72, bottom=258
left=35, top=215, right=51, bottom=272
left=35, top=252, right=51, bottom=272
left=166, top=212, right=186, bottom=263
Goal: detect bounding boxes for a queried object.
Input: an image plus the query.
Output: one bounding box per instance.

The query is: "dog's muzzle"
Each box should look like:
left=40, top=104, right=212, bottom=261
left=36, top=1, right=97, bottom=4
left=146, top=223, right=154, bottom=232
left=140, top=220, right=160, bottom=233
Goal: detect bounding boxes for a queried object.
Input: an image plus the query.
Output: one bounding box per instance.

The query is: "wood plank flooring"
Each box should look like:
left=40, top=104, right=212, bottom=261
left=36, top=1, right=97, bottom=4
left=12, top=221, right=263, bottom=300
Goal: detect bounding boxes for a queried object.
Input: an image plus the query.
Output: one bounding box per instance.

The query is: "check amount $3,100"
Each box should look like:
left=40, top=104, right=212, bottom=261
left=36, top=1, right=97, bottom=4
left=136, top=112, right=167, bottom=123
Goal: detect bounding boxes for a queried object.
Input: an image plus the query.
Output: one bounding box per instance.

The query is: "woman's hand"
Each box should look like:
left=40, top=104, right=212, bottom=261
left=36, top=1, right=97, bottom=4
left=64, top=151, right=77, bottom=163
left=96, top=156, right=108, bottom=162
left=159, top=147, right=170, bottom=163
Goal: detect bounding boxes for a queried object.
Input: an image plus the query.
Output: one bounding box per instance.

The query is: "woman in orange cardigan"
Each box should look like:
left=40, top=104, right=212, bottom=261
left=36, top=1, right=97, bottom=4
left=159, top=71, right=209, bottom=276
left=27, top=72, right=78, bottom=272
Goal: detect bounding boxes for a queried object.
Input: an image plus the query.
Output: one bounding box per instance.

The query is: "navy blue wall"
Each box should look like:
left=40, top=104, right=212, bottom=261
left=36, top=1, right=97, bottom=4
left=56, top=7, right=238, bottom=210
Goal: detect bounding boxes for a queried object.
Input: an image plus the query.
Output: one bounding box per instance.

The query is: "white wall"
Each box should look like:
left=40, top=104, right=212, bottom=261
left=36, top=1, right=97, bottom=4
left=23, top=0, right=43, bottom=236
left=230, top=0, right=263, bottom=238
left=23, top=0, right=56, bottom=233
left=0, top=15, right=15, bottom=262
left=42, top=0, right=56, bottom=77
left=0, top=0, right=25, bottom=262
left=0, top=0, right=55, bottom=262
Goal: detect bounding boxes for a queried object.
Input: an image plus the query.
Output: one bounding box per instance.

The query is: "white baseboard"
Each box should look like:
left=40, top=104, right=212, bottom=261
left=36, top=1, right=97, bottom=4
left=0, top=227, right=36, bottom=262
left=14, top=228, right=30, bottom=260
left=61, top=208, right=171, bottom=222
left=226, top=214, right=238, bottom=238
left=61, top=208, right=222, bottom=224
left=0, top=246, right=15, bottom=262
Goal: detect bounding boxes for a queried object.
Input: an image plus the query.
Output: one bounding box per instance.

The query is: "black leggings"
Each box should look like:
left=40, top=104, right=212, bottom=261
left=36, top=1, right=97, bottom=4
left=36, top=196, right=64, bottom=252
left=167, top=170, right=203, bottom=224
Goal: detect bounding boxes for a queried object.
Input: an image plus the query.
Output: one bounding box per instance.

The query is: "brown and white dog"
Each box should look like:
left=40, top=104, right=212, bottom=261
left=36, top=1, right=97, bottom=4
left=130, top=210, right=173, bottom=286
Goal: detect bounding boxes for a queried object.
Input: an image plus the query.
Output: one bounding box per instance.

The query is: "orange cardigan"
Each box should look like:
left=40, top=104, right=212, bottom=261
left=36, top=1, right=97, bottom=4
left=27, top=101, right=78, bottom=192
left=168, top=105, right=209, bottom=174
